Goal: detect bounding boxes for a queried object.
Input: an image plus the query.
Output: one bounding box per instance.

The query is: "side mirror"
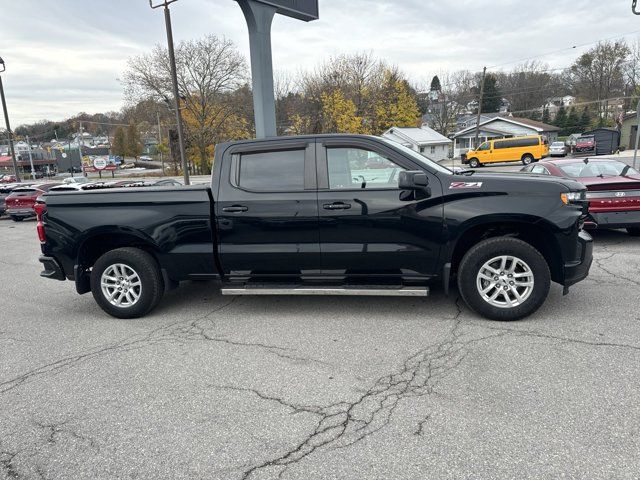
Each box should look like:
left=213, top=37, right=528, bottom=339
left=398, top=170, right=429, bottom=190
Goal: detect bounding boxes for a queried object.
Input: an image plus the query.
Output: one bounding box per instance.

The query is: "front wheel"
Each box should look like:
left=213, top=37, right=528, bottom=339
left=627, top=227, right=640, bottom=236
left=457, top=237, right=550, bottom=321
left=90, top=247, right=164, bottom=319
left=521, top=154, right=534, bottom=165
left=468, top=158, right=480, bottom=168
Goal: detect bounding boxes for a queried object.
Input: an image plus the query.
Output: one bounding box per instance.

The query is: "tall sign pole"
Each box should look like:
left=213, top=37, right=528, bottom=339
left=0, top=58, right=20, bottom=182
left=150, top=0, right=190, bottom=185
left=235, top=0, right=318, bottom=139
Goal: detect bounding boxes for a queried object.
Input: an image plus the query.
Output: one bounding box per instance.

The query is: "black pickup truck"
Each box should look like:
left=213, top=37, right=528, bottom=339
left=38, top=134, right=593, bottom=321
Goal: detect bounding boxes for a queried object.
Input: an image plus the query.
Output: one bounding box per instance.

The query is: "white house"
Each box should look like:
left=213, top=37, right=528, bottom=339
left=382, top=126, right=452, bottom=161
left=452, top=116, right=560, bottom=157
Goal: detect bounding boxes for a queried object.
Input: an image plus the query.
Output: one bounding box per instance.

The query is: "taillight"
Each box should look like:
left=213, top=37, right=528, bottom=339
left=34, top=202, right=46, bottom=243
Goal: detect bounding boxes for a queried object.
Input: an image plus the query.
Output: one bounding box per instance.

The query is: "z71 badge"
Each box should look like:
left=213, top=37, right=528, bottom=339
left=449, top=182, right=483, bottom=189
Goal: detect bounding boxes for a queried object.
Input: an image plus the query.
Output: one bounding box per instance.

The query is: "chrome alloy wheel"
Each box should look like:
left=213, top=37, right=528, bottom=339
left=100, top=263, right=142, bottom=308
left=476, top=255, right=534, bottom=308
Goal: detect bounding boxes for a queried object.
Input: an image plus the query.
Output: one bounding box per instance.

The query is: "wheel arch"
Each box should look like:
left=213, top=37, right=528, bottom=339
left=77, top=230, right=161, bottom=269
left=448, top=219, right=564, bottom=284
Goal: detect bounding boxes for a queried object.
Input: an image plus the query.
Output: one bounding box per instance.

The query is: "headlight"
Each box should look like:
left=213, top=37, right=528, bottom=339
left=561, top=191, right=586, bottom=204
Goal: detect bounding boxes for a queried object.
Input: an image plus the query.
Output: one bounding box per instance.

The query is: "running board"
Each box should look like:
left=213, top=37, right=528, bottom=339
left=221, top=285, right=429, bottom=297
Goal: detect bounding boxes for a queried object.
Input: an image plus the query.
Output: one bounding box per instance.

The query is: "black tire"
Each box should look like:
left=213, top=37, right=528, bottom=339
left=521, top=154, right=534, bottom=165
left=627, top=227, right=640, bottom=236
left=468, top=158, right=480, bottom=168
left=11, top=216, right=23, bottom=222
left=90, top=247, right=164, bottom=319
left=457, top=237, right=551, bottom=321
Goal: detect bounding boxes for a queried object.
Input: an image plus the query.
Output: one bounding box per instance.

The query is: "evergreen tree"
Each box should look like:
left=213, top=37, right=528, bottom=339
left=554, top=104, right=567, bottom=132
left=430, top=75, right=441, bottom=92
left=111, top=127, right=126, bottom=158
left=542, top=107, right=550, bottom=125
left=480, top=74, right=502, bottom=113
left=579, top=107, right=592, bottom=132
left=566, top=107, right=580, bottom=135
left=125, top=123, right=142, bottom=159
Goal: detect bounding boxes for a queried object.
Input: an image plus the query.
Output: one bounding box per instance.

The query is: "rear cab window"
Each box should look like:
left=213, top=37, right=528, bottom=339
left=237, top=149, right=306, bottom=191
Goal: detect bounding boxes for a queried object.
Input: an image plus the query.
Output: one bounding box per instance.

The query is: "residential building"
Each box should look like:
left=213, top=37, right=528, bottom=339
left=452, top=116, right=560, bottom=156
left=382, top=126, right=452, bottom=161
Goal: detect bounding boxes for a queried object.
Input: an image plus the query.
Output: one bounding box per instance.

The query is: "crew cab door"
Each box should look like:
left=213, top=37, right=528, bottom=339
left=316, top=138, right=443, bottom=279
left=215, top=139, right=320, bottom=279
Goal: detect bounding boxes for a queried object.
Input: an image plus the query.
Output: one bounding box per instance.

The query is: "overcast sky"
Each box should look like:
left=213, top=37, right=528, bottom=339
left=2, top=0, right=640, bottom=126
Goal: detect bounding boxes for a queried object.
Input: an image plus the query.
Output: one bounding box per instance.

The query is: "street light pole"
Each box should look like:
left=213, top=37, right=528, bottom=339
left=0, top=57, right=20, bottom=182
left=149, top=0, right=190, bottom=185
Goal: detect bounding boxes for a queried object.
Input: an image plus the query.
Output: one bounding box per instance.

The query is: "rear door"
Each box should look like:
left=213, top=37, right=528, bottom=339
left=316, top=137, right=443, bottom=280
left=215, top=139, right=320, bottom=280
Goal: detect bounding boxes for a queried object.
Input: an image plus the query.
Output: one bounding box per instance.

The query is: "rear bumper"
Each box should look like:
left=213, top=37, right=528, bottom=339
left=7, top=208, right=35, bottom=218
left=586, top=210, right=640, bottom=229
left=563, top=230, right=593, bottom=290
left=39, top=255, right=66, bottom=281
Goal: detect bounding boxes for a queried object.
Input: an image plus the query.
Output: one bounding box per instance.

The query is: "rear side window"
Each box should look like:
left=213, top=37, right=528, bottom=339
left=498, top=137, right=539, bottom=148
left=238, top=149, right=305, bottom=191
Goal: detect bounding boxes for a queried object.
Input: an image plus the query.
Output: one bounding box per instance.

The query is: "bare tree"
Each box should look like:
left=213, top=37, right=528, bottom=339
left=567, top=40, right=630, bottom=122
left=123, top=35, right=247, bottom=173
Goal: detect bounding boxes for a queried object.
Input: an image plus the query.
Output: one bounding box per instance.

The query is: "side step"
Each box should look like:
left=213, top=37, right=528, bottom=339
left=221, top=285, right=429, bottom=297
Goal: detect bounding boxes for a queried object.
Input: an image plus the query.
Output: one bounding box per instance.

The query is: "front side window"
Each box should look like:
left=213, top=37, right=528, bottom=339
left=478, top=142, right=490, bottom=151
left=327, top=147, right=405, bottom=190
left=238, top=149, right=305, bottom=191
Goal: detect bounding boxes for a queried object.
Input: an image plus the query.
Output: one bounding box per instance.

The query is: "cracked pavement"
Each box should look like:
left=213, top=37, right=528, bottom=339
left=1, top=219, right=640, bottom=479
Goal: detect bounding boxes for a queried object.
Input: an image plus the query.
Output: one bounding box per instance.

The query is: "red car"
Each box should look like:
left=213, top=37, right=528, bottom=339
left=0, top=174, right=18, bottom=183
left=522, top=158, right=640, bottom=235
left=5, top=183, right=60, bottom=221
left=574, top=135, right=596, bottom=154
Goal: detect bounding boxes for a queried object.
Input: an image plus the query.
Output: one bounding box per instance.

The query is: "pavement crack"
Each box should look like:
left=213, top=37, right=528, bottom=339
left=239, top=298, right=487, bottom=479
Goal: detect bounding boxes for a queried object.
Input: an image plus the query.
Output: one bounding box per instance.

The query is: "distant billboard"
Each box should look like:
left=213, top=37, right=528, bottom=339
left=82, top=155, right=117, bottom=173
left=247, top=0, right=318, bottom=21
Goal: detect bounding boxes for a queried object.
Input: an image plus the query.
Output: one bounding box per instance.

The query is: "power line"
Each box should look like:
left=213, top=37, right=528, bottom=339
left=486, top=29, right=640, bottom=70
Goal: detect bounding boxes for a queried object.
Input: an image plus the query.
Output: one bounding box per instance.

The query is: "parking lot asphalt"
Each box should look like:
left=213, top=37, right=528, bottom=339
left=1, top=217, right=640, bottom=479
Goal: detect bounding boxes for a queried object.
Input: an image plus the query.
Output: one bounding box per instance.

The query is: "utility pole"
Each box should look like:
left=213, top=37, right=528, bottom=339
left=0, top=57, right=20, bottom=182
left=157, top=111, right=164, bottom=176
left=25, top=135, right=36, bottom=179
left=473, top=66, right=487, bottom=150
left=149, top=0, right=190, bottom=185
left=632, top=100, right=640, bottom=170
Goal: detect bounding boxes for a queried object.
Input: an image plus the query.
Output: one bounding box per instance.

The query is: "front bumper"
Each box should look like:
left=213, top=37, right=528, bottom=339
left=39, top=255, right=66, bottom=281
left=563, top=230, right=593, bottom=291
left=585, top=210, right=640, bottom=229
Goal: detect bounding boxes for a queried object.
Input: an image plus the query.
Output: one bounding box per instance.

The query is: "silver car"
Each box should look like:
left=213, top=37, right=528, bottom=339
left=549, top=141, right=567, bottom=157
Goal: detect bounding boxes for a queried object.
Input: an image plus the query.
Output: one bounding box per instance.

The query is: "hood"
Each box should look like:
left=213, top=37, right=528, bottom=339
left=447, top=171, right=585, bottom=193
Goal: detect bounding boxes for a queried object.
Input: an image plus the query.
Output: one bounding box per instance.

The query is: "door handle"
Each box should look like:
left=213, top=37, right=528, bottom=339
left=222, top=205, right=248, bottom=213
left=323, top=202, right=352, bottom=210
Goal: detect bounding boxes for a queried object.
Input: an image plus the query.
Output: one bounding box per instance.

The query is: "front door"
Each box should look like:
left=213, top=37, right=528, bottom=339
left=215, top=139, right=320, bottom=280
left=316, top=138, right=443, bottom=281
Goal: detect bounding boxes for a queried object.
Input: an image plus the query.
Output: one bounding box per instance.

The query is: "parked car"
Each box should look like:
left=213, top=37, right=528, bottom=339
left=63, top=176, right=91, bottom=185
left=521, top=158, right=640, bottom=235
left=152, top=178, right=183, bottom=187
left=39, top=134, right=592, bottom=322
left=549, top=141, right=567, bottom=157
left=5, top=183, right=61, bottom=221
left=461, top=135, right=549, bottom=168
left=574, top=135, right=596, bottom=154
left=0, top=183, right=23, bottom=216
left=139, top=155, right=153, bottom=161
left=1, top=174, right=18, bottom=183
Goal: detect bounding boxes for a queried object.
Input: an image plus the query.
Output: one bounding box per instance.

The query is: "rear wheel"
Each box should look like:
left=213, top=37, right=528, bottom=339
left=627, top=227, right=640, bottom=236
left=468, top=158, right=480, bottom=168
left=521, top=154, right=534, bottom=165
left=90, top=247, right=164, bottom=319
left=458, top=237, right=550, bottom=321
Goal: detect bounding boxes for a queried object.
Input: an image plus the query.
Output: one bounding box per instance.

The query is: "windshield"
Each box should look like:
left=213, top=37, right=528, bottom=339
left=378, top=137, right=452, bottom=174
left=551, top=142, right=564, bottom=147
left=558, top=160, right=638, bottom=178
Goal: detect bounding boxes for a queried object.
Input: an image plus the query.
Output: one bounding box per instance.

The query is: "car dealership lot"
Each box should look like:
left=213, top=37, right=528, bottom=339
left=1, top=217, right=640, bottom=479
